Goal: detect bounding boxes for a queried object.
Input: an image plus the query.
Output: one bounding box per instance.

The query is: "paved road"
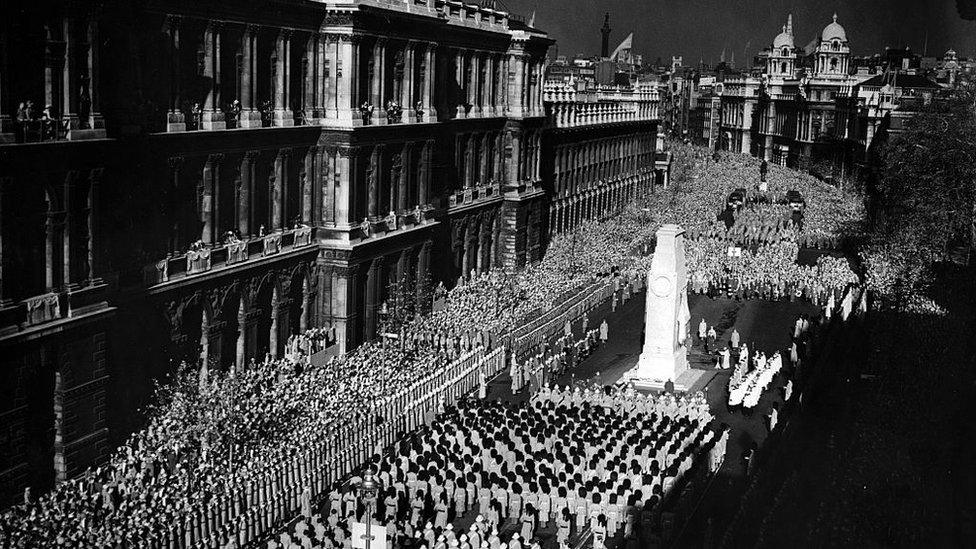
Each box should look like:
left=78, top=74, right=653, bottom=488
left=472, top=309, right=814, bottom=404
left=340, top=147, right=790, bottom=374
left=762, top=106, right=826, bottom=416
left=476, top=288, right=818, bottom=548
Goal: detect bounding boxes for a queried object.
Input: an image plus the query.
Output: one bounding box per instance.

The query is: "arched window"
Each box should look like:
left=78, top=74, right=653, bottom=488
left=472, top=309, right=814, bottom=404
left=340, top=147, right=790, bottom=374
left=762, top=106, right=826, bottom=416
left=781, top=62, right=788, bottom=74
left=782, top=48, right=789, bottom=57
left=830, top=58, right=838, bottom=70
left=832, top=41, right=840, bottom=51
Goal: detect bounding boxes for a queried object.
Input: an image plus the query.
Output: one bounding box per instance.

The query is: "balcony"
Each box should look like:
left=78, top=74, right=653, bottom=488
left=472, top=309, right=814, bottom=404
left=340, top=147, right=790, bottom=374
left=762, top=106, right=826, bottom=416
left=447, top=182, right=502, bottom=210
left=142, top=227, right=317, bottom=287
left=0, top=279, right=113, bottom=338
left=4, top=116, right=107, bottom=144
left=544, top=83, right=661, bottom=128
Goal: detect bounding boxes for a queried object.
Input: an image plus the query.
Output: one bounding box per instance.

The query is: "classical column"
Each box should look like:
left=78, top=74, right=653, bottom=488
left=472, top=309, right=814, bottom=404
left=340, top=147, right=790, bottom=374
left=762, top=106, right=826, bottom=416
left=302, top=146, right=317, bottom=223
left=481, top=53, right=492, bottom=115
left=201, top=154, right=222, bottom=245
left=415, top=242, right=431, bottom=311
left=335, top=147, right=355, bottom=227
left=333, top=35, right=359, bottom=125
left=364, top=259, right=381, bottom=339
left=484, top=54, right=495, bottom=117
left=271, top=150, right=285, bottom=230
left=323, top=146, right=336, bottom=225
left=304, top=35, right=318, bottom=122
left=507, top=129, right=521, bottom=185
left=45, top=208, right=57, bottom=291
left=500, top=54, right=509, bottom=115
left=316, top=34, right=328, bottom=120
left=85, top=169, right=101, bottom=282
left=82, top=18, right=104, bottom=132
left=479, top=133, right=491, bottom=185
left=61, top=172, right=76, bottom=287
left=239, top=25, right=262, bottom=128
left=371, top=39, right=387, bottom=125
left=61, top=17, right=80, bottom=132
left=421, top=43, right=437, bottom=121
left=464, top=134, right=476, bottom=188
left=273, top=30, right=294, bottom=127
left=398, top=144, right=410, bottom=213
left=269, top=289, right=280, bottom=357
left=238, top=152, right=256, bottom=237
left=461, top=223, right=471, bottom=276
left=455, top=49, right=466, bottom=118
left=167, top=156, right=184, bottom=253
left=401, top=41, right=415, bottom=123
left=764, top=101, right=777, bottom=162
left=368, top=144, right=384, bottom=219
left=201, top=21, right=226, bottom=130
left=419, top=139, right=432, bottom=207
left=534, top=133, right=541, bottom=181
left=468, top=52, right=481, bottom=117
left=510, top=53, right=524, bottom=117
left=476, top=221, right=486, bottom=273
left=418, top=43, right=437, bottom=122
left=331, top=265, right=359, bottom=353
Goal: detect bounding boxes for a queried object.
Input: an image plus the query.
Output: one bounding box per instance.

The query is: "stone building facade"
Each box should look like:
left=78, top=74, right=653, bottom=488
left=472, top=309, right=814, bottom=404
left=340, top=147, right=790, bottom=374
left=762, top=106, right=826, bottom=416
left=0, top=0, right=663, bottom=507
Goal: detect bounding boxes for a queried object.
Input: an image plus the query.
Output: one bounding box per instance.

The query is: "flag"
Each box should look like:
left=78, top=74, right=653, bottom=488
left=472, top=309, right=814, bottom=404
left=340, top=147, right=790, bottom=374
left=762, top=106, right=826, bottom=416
left=610, top=32, right=633, bottom=61
left=529, top=10, right=536, bottom=27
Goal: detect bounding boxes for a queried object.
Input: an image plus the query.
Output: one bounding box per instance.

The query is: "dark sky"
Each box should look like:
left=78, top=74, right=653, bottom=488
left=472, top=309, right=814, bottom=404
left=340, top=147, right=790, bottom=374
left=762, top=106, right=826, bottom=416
left=504, top=0, right=976, bottom=64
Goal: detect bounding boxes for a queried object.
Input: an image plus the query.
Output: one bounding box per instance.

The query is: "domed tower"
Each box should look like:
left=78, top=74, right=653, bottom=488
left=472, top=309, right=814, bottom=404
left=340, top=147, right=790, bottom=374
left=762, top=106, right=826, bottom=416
left=813, top=13, right=850, bottom=77
left=767, top=14, right=797, bottom=78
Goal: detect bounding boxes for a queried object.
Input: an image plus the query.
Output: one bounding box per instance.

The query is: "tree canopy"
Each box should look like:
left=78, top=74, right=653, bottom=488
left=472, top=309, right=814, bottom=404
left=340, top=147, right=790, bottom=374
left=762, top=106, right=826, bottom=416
left=867, top=85, right=976, bottom=301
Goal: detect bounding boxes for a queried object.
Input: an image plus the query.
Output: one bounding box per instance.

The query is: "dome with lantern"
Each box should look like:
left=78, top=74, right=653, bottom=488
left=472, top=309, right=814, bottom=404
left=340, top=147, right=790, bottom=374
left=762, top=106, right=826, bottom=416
left=821, top=13, right=847, bottom=42
left=772, top=14, right=795, bottom=50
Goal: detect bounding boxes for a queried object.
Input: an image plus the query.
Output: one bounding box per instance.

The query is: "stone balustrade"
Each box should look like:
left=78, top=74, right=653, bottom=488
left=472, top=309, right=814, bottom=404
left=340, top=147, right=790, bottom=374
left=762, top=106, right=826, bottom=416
left=448, top=181, right=502, bottom=209
left=293, top=226, right=313, bottom=248
left=24, top=292, right=62, bottom=326
left=226, top=241, right=249, bottom=264
left=263, top=233, right=283, bottom=256
left=142, top=228, right=317, bottom=287
left=186, top=249, right=212, bottom=274
left=544, top=82, right=661, bottom=128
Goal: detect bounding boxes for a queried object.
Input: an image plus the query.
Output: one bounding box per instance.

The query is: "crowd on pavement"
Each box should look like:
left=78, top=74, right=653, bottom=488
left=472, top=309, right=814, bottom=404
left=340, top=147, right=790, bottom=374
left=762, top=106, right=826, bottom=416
left=0, top=142, right=870, bottom=547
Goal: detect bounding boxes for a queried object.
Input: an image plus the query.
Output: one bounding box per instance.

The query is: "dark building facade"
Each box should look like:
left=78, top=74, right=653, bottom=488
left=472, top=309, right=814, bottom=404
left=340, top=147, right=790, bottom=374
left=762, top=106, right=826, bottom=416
left=0, top=0, right=663, bottom=508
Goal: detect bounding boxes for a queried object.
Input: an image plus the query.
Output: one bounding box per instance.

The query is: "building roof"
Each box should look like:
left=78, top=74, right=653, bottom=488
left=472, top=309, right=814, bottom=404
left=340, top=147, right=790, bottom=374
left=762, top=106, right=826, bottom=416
left=821, top=14, right=847, bottom=42
left=858, top=73, right=940, bottom=89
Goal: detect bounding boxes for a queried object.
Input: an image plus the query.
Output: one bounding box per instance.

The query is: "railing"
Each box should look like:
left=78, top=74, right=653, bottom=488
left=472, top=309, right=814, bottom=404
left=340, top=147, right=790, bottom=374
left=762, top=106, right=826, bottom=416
left=262, top=233, right=283, bottom=256
left=139, top=271, right=616, bottom=546
left=544, top=82, right=661, bottom=128
left=24, top=292, right=62, bottom=326
left=447, top=182, right=501, bottom=208
left=507, top=279, right=615, bottom=360
left=293, top=226, right=313, bottom=248
left=186, top=249, right=212, bottom=275
left=142, top=228, right=316, bottom=287
left=227, top=241, right=249, bottom=265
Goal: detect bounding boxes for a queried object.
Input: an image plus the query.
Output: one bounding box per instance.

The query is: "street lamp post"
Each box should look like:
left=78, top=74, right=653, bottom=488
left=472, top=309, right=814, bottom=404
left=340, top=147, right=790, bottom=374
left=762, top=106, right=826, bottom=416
left=349, top=472, right=384, bottom=549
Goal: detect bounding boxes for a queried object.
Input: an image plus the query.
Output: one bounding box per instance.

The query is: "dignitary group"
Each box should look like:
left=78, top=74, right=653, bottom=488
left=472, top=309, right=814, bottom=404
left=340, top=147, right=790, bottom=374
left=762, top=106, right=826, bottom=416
left=279, top=385, right=727, bottom=549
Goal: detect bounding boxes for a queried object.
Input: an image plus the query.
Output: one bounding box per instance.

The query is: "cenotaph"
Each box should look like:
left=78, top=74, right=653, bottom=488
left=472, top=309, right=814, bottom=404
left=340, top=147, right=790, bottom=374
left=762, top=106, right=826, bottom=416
left=624, top=224, right=704, bottom=390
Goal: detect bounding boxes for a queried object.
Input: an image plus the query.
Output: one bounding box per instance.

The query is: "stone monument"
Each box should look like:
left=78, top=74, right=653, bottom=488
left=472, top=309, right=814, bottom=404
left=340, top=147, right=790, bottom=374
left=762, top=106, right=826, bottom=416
left=624, top=224, right=702, bottom=390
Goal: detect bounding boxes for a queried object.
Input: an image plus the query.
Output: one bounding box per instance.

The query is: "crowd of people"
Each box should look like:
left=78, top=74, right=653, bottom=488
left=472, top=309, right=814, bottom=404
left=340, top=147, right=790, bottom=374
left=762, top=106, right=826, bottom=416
left=727, top=350, right=784, bottom=413
left=281, top=384, right=725, bottom=549
left=0, top=141, right=871, bottom=546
